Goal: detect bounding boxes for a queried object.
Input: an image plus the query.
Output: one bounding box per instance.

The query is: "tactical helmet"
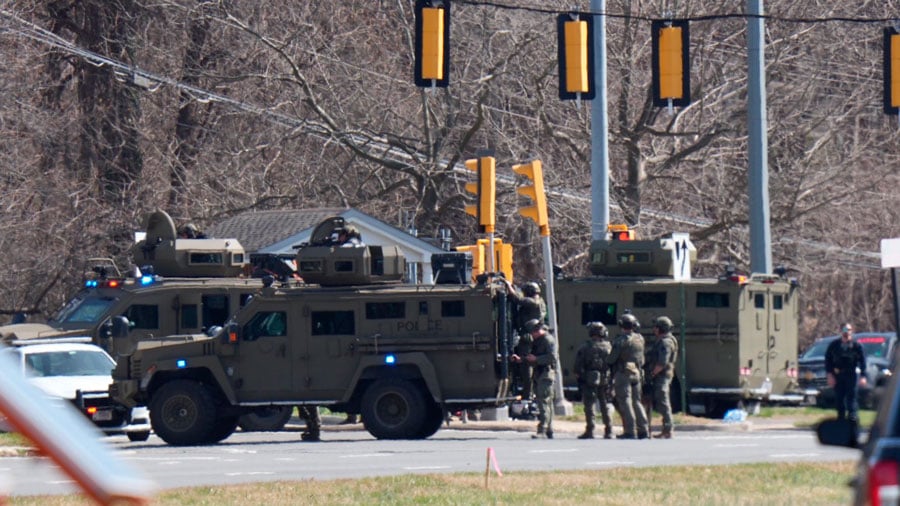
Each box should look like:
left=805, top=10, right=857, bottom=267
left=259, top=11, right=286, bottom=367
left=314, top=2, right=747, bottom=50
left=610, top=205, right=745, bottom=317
left=523, top=319, right=544, bottom=333
left=181, top=223, right=199, bottom=238
left=654, top=316, right=674, bottom=332
left=618, top=313, right=640, bottom=330
left=586, top=321, right=608, bottom=338
left=523, top=282, right=541, bottom=297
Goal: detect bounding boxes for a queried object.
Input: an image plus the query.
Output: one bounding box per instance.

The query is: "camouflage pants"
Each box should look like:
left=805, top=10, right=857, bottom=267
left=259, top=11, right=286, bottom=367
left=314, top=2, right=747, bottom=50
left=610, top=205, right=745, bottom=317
left=534, top=372, right=555, bottom=435
left=614, top=371, right=649, bottom=437
left=581, top=382, right=612, bottom=431
left=651, top=374, right=673, bottom=431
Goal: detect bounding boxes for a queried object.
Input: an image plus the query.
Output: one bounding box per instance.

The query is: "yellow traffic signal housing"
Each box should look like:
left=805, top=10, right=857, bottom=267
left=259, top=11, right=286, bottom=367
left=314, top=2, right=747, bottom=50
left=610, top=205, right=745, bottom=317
left=415, top=1, right=450, bottom=87
left=513, top=160, right=549, bottom=236
left=556, top=14, right=595, bottom=100
left=458, top=239, right=513, bottom=282
left=651, top=19, right=690, bottom=107
left=463, top=156, right=496, bottom=233
left=884, top=27, right=900, bottom=114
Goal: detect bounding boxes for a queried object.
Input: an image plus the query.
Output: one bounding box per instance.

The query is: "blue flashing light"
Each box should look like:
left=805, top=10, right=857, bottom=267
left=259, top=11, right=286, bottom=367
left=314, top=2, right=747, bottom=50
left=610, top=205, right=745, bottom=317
left=140, top=275, right=155, bottom=286
left=85, top=280, right=98, bottom=288
left=176, top=359, right=187, bottom=369
left=384, top=354, right=396, bottom=365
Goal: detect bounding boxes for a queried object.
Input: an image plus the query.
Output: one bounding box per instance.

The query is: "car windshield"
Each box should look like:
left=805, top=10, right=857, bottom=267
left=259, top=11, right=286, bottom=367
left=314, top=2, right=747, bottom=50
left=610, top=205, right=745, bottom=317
left=801, top=338, right=834, bottom=359
left=49, top=293, right=118, bottom=325
left=856, top=335, right=888, bottom=358
left=24, top=350, right=115, bottom=377
left=801, top=334, right=890, bottom=360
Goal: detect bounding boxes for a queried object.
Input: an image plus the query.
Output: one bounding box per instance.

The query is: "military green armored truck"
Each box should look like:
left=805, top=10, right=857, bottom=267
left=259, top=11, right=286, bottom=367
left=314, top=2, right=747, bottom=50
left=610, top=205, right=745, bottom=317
left=109, top=220, right=515, bottom=445
left=555, top=234, right=802, bottom=417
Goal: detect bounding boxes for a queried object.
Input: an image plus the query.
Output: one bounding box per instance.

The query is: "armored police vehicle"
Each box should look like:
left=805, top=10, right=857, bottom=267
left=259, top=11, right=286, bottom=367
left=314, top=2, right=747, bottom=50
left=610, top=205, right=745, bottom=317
left=109, top=218, right=515, bottom=445
left=555, top=230, right=802, bottom=417
left=0, top=210, right=285, bottom=430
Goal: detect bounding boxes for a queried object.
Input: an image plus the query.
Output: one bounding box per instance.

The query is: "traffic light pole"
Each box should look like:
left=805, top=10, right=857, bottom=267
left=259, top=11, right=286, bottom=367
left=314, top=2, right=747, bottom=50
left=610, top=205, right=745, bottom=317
left=542, top=234, right=573, bottom=416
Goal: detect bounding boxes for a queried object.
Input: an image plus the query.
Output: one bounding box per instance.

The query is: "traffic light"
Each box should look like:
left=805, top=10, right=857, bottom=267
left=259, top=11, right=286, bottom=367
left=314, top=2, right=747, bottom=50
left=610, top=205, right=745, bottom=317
left=414, top=0, right=450, bottom=88
left=556, top=13, right=595, bottom=100
left=513, top=160, right=549, bottom=236
left=608, top=224, right=635, bottom=241
left=884, top=26, right=900, bottom=115
left=651, top=19, right=690, bottom=107
left=463, top=156, right=496, bottom=233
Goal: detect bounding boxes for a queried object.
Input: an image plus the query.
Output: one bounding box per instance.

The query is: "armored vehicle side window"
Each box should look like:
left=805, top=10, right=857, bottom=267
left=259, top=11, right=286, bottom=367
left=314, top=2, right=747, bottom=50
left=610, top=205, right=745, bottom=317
left=334, top=261, right=354, bottom=272
left=581, top=302, right=617, bottom=325
left=189, top=252, right=224, bottom=265
left=202, top=295, right=230, bottom=328
left=126, top=304, right=159, bottom=329
left=366, top=302, right=405, bottom=320
left=696, top=292, right=730, bottom=308
left=243, top=311, right=287, bottom=341
left=754, top=293, right=765, bottom=309
left=312, top=311, right=355, bottom=335
left=181, top=304, right=199, bottom=329
left=633, top=292, right=666, bottom=308
left=441, top=300, right=465, bottom=317
left=419, top=301, right=428, bottom=315
left=299, top=260, right=323, bottom=273
left=773, top=294, right=783, bottom=310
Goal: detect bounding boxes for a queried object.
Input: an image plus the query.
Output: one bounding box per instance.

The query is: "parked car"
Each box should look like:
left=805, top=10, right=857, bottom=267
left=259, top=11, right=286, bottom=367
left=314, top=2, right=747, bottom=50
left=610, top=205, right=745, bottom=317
left=798, top=332, right=896, bottom=409
left=818, top=350, right=900, bottom=505
left=0, top=339, right=151, bottom=441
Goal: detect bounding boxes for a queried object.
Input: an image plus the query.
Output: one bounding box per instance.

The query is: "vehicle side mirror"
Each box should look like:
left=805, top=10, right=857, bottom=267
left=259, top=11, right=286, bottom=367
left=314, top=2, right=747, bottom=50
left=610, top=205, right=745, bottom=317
left=110, top=316, right=138, bottom=358
left=815, top=418, right=859, bottom=449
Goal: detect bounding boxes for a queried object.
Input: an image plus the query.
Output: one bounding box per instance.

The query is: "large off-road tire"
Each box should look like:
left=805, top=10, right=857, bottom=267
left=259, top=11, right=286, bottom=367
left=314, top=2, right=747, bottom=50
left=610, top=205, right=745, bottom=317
left=362, top=379, right=428, bottom=440
left=126, top=430, right=151, bottom=442
left=206, top=416, right=239, bottom=444
left=149, top=380, right=219, bottom=446
left=238, top=406, right=293, bottom=432
left=415, top=401, right=445, bottom=439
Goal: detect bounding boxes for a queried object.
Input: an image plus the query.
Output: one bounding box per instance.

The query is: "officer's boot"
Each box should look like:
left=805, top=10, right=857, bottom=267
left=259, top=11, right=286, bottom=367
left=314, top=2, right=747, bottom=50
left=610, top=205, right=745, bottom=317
left=578, top=428, right=594, bottom=439
left=658, top=427, right=672, bottom=439
left=603, top=425, right=612, bottom=439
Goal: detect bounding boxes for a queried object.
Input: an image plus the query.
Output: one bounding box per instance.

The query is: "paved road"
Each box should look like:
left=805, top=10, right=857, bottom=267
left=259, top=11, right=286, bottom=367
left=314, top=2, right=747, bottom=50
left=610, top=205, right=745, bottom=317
left=0, top=420, right=860, bottom=497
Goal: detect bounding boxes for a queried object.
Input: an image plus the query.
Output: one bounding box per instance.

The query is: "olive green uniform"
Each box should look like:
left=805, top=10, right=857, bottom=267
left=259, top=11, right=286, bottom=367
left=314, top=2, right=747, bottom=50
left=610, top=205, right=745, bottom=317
left=607, top=330, right=649, bottom=438
left=574, top=338, right=613, bottom=438
left=530, top=330, right=557, bottom=437
left=645, top=332, right=678, bottom=436
left=510, top=292, right=546, bottom=399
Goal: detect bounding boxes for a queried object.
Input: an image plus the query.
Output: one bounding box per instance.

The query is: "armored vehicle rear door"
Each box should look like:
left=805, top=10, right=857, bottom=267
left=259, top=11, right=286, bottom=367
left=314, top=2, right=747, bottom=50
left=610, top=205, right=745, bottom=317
left=231, top=300, right=293, bottom=401
left=745, top=280, right=798, bottom=393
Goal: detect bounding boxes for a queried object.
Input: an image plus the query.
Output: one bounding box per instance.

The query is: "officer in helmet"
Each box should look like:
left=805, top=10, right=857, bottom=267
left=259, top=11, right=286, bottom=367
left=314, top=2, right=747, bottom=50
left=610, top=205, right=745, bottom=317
left=574, top=321, right=614, bottom=439
left=606, top=312, right=649, bottom=439
left=511, top=319, right=557, bottom=439
left=503, top=279, right=547, bottom=400
left=644, top=316, right=678, bottom=438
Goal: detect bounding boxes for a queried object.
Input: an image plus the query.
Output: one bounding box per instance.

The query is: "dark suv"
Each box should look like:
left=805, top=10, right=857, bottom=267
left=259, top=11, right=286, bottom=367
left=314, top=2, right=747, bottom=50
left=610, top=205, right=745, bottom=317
left=799, top=332, right=896, bottom=409
left=818, top=354, right=900, bottom=505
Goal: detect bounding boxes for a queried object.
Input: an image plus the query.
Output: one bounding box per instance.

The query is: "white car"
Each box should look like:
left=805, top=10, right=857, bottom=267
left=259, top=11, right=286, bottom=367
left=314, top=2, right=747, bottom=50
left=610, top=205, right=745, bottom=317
left=1, top=340, right=151, bottom=441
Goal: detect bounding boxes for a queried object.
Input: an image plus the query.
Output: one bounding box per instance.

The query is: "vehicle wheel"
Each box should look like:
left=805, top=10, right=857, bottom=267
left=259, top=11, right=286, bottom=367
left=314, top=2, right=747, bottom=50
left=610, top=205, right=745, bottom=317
left=238, top=406, right=293, bottom=432
left=126, top=431, right=151, bottom=442
left=416, top=401, right=444, bottom=439
left=362, top=378, right=427, bottom=440
left=206, top=416, right=239, bottom=443
left=149, top=380, right=219, bottom=446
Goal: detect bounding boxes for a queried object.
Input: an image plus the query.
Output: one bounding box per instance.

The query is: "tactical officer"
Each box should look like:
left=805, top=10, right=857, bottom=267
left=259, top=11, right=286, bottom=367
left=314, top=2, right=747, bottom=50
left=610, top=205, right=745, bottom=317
left=825, top=323, right=867, bottom=423
left=606, top=313, right=649, bottom=439
left=504, top=279, right=547, bottom=400
left=299, top=405, right=321, bottom=441
left=644, top=316, right=678, bottom=438
left=511, top=319, right=557, bottom=439
left=574, top=321, right=613, bottom=439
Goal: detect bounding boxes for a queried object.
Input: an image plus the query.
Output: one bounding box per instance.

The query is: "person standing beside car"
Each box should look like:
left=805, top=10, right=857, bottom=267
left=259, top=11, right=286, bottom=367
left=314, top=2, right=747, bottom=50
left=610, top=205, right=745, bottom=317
left=825, top=323, right=867, bottom=423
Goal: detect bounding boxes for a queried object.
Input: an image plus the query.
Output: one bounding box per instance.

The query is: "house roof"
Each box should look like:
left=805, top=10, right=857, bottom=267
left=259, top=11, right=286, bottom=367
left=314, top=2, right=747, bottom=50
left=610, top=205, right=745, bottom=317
left=205, top=208, right=348, bottom=253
